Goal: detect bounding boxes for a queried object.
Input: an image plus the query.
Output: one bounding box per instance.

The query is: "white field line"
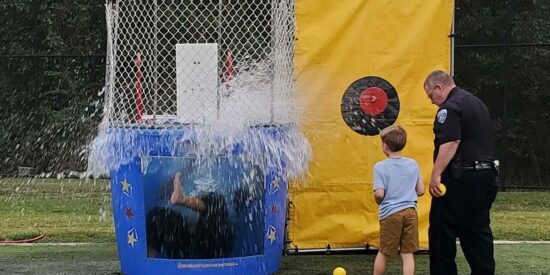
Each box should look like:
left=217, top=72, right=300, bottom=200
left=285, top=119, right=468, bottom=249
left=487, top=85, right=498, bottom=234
left=493, top=240, right=550, bottom=244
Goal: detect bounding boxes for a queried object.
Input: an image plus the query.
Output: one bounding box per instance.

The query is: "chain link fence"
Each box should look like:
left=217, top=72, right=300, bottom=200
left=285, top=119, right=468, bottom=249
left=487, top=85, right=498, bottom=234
left=2, top=1, right=549, bottom=188
left=103, top=0, right=295, bottom=128
left=0, top=0, right=106, bottom=174
left=0, top=53, right=105, bottom=175
left=454, top=0, right=550, bottom=189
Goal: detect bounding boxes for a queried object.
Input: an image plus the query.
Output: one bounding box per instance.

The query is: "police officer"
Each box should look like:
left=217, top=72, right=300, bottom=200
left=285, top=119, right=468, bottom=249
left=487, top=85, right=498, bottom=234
left=423, top=70, right=498, bottom=275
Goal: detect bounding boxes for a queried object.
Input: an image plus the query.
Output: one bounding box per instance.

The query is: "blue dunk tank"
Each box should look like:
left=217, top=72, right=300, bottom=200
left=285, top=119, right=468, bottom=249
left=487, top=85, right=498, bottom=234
left=108, top=127, right=297, bottom=275
left=100, top=0, right=304, bottom=273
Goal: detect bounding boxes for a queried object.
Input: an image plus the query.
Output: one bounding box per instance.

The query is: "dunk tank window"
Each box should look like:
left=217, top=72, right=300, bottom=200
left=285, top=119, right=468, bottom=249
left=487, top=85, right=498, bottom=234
left=340, top=76, right=400, bottom=136
left=142, top=156, right=265, bottom=259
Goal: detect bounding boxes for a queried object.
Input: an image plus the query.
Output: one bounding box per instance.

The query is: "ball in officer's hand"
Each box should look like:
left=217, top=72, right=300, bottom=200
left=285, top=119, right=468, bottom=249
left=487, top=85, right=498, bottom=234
left=438, top=183, right=447, bottom=196
left=333, top=267, right=346, bottom=275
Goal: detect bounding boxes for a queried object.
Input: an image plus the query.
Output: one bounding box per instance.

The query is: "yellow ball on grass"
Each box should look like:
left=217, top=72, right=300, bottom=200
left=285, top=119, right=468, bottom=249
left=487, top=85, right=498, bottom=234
left=333, top=267, right=346, bottom=275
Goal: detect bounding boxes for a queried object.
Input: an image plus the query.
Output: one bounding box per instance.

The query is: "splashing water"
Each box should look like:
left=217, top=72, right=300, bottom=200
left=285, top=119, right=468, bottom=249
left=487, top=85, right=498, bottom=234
left=87, top=124, right=310, bottom=181
left=87, top=60, right=312, bottom=182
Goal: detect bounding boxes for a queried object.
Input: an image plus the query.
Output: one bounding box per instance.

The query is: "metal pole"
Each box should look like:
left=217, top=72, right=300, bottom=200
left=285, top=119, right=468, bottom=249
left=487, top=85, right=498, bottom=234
left=501, top=0, right=514, bottom=190
left=216, top=0, right=223, bottom=120
left=270, top=0, right=277, bottom=124
left=450, top=4, right=455, bottom=76
left=153, top=0, right=159, bottom=121
left=286, top=247, right=380, bottom=254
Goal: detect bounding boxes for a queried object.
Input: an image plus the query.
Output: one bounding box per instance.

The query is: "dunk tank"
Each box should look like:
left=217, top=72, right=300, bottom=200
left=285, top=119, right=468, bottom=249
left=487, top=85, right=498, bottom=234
left=91, top=0, right=310, bottom=274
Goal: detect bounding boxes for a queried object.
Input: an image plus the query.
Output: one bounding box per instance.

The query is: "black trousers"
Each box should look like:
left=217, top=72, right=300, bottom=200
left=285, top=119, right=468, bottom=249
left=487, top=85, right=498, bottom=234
left=429, top=169, right=498, bottom=275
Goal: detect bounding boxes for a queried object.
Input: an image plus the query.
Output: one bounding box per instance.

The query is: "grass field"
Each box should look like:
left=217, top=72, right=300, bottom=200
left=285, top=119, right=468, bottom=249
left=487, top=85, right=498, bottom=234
left=491, top=192, right=550, bottom=240
left=1, top=178, right=549, bottom=274
left=1, top=178, right=549, bottom=242
left=0, top=178, right=113, bottom=242
left=1, top=243, right=549, bottom=274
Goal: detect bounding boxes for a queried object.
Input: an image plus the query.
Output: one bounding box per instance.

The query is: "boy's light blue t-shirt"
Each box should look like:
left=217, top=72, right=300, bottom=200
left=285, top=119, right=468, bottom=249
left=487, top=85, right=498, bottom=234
left=373, top=157, right=421, bottom=220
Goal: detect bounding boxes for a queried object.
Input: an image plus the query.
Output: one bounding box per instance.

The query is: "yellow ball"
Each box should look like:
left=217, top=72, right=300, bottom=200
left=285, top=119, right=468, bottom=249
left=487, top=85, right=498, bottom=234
left=333, top=267, right=346, bottom=275
left=438, top=183, right=447, bottom=196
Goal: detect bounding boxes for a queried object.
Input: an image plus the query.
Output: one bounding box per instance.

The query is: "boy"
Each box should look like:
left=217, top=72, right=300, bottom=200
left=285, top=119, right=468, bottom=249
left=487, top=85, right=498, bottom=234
left=373, top=125, right=425, bottom=275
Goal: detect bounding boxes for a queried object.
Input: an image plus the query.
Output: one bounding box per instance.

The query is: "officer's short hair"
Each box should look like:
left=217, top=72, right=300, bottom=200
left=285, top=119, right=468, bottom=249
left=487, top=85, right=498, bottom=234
left=424, top=70, right=455, bottom=89
left=380, top=125, right=407, bottom=152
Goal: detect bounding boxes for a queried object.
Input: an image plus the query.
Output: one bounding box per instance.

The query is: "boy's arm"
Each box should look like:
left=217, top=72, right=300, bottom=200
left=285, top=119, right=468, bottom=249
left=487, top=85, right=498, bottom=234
left=416, top=163, right=425, bottom=196
left=374, top=189, right=385, bottom=205
left=416, top=177, right=425, bottom=196
left=373, top=164, right=385, bottom=205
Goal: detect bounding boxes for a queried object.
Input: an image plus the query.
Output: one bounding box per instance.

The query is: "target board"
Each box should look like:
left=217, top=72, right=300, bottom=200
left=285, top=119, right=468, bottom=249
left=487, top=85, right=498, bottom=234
left=341, top=76, right=400, bottom=136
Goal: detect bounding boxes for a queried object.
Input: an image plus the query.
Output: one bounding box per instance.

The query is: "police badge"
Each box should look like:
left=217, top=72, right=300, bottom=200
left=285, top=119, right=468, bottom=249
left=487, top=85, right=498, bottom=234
left=437, top=109, right=447, bottom=123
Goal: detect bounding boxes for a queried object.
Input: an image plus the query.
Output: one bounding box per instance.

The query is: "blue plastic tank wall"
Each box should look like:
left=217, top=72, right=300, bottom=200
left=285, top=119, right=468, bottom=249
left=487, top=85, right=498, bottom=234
left=109, top=127, right=290, bottom=274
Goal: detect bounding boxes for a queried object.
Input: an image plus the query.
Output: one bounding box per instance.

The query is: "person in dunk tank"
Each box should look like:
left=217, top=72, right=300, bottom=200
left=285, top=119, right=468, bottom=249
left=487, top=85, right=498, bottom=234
left=146, top=172, right=234, bottom=259
left=231, top=165, right=265, bottom=256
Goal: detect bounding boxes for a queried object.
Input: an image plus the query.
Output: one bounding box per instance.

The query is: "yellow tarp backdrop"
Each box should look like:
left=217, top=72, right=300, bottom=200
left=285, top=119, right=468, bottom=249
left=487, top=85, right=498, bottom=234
left=290, top=0, right=454, bottom=250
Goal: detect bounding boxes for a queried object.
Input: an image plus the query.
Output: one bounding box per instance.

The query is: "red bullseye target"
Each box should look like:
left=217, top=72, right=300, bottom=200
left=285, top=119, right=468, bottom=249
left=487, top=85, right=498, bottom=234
left=359, top=87, right=388, bottom=116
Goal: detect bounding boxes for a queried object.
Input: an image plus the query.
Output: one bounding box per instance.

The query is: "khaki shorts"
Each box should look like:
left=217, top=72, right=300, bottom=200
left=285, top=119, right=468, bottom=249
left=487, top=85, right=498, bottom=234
left=379, top=207, right=419, bottom=256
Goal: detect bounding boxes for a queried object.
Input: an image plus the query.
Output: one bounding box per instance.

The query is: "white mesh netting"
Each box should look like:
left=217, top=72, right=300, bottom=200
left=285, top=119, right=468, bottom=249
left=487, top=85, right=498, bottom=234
left=88, top=0, right=310, bottom=178
left=103, top=0, right=296, bottom=128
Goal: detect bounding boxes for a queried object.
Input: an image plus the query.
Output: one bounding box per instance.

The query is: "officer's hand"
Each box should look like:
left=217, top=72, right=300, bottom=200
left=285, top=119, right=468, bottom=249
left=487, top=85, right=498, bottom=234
left=430, top=174, right=443, bottom=197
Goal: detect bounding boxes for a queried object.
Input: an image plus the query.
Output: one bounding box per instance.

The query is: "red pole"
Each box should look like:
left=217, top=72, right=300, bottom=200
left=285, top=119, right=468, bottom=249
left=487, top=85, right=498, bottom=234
left=224, top=50, right=234, bottom=82
left=135, top=52, right=143, bottom=122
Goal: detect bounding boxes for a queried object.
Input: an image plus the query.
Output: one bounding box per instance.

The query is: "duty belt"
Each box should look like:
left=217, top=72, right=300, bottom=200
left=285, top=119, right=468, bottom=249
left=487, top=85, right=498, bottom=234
left=460, top=160, right=498, bottom=171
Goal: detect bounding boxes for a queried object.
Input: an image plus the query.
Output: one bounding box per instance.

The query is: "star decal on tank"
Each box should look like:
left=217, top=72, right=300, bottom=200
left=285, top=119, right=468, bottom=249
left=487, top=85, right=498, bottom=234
left=121, top=179, right=133, bottom=197
left=127, top=228, right=138, bottom=248
left=125, top=207, right=134, bottom=219
left=267, top=225, right=277, bottom=244
left=270, top=178, right=281, bottom=195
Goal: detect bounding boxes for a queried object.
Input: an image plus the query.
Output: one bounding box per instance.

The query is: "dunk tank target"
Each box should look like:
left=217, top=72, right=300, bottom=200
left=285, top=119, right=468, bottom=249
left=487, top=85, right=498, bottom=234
left=341, top=76, right=400, bottom=136
left=100, top=1, right=305, bottom=274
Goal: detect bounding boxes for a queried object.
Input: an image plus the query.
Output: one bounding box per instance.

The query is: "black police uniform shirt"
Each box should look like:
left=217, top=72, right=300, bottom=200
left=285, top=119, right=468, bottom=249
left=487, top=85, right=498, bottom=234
left=433, top=87, right=495, bottom=174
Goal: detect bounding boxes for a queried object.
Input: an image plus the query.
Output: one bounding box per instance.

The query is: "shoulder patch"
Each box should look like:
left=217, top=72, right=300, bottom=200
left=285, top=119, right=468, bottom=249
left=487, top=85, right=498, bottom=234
left=437, top=109, right=447, bottom=124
